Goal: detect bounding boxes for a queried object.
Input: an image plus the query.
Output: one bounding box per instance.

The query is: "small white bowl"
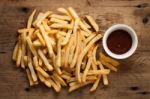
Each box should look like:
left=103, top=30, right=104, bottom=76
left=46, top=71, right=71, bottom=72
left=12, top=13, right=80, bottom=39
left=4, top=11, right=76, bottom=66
left=102, top=24, right=138, bottom=59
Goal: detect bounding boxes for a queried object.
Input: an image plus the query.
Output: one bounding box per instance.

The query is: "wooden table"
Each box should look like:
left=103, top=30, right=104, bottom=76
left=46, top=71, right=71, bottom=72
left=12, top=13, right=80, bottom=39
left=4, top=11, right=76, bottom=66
left=0, top=0, right=150, bottom=99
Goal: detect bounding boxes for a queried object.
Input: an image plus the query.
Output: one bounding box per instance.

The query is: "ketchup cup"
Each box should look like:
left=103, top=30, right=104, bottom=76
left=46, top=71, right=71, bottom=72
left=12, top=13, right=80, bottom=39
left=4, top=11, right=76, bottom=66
left=102, top=24, right=138, bottom=59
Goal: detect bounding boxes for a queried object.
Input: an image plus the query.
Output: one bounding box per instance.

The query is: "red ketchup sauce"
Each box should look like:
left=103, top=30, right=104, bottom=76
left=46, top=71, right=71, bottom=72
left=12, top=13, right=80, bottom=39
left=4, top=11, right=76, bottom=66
left=107, top=30, right=132, bottom=54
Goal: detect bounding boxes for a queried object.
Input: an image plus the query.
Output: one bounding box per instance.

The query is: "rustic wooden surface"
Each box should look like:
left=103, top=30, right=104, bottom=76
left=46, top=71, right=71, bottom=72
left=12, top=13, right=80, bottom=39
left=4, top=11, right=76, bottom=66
left=0, top=0, right=150, bottom=99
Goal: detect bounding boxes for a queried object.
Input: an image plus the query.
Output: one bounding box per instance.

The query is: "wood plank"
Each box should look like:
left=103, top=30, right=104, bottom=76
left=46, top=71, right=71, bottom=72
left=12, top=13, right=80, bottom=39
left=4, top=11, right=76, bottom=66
left=0, top=0, right=150, bottom=99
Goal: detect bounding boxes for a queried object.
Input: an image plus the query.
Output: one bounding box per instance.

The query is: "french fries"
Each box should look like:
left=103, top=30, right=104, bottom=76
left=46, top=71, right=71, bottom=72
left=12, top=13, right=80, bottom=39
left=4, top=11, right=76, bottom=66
left=86, top=15, right=99, bottom=32
left=13, top=7, right=120, bottom=93
left=27, top=10, right=36, bottom=28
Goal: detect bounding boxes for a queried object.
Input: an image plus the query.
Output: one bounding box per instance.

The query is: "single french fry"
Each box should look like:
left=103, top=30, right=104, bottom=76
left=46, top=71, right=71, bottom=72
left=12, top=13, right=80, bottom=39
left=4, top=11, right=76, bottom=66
left=12, top=42, right=19, bottom=61
left=86, top=15, right=99, bottom=32
left=69, top=81, right=93, bottom=92
left=61, top=49, right=65, bottom=66
left=50, top=23, right=72, bottom=29
left=52, top=54, right=62, bottom=75
left=90, top=75, right=101, bottom=92
left=27, top=9, right=36, bottom=28
left=86, top=76, right=97, bottom=81
left=50, top=17, right=68, bottom=24
left=26, top=36, right=37, bottom=56
left=68, top=37, right=76, bottom=65
left=70, top=32, right=79, bottom=68
left=28, top=62, right=38, bottom=82
left=92, top=45, right=98, bottom=65
left=50, top=14, right=71, bottom=21
left=98, top=62, right=109, bottom=85
left=87, top=69, right=110, bottom=75
left=21, top=32, right=27, bottom=68
left=36, top=32, right=46, bottom=46
left=57, top=7, right=70, bottom=16
left=26, top=68, right=34, bottom=86
left=73, top=18, right=79, bottom=34
left=56, top=39, right=61, bottom=67
left=39, top=25, right=54, bottom=57
left=76, top=34, right=102, bottom=83
left=82, top=57, right=92, bottom=82
left=18, top=28, right=31, bottom=34
left=16, top=46, right=22, bottom=67
left=38, top=49, right=53, bottom=71
left=68, top=7, right=79, bottom=19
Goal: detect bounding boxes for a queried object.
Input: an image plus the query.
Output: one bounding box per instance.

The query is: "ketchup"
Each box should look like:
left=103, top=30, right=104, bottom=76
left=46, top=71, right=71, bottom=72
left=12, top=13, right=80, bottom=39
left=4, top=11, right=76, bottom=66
left=107, top=30, right=132, bottom=54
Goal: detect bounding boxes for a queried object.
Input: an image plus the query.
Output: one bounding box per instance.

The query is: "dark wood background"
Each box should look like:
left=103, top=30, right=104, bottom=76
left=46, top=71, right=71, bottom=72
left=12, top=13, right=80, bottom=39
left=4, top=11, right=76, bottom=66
left=0, top=0, right=150, bottom=99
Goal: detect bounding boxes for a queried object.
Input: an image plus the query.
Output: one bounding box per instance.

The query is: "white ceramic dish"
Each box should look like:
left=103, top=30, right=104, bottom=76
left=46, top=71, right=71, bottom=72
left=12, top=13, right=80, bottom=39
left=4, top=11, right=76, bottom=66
left=102, top=24, right=138, bottom=59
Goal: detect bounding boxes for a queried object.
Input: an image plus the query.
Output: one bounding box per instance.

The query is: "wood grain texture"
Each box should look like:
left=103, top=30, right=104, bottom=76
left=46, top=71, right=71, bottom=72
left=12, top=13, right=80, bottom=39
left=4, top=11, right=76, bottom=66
left=0, top=0, right=150, bottom=99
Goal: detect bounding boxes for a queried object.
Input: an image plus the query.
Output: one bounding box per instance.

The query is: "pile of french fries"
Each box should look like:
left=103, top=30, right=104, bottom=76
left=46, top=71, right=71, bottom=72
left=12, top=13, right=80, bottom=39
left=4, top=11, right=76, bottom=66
left=12, top=7, right=119, bottom=92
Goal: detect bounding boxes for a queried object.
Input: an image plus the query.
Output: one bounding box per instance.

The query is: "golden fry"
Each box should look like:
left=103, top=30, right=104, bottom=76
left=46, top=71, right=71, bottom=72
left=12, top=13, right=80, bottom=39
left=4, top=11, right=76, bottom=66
left=90, top=75, right=101, bottom=92
left=86, top=15, right=99, bottom=32
left=26, top=68, right=34, bottom=86
left=27, top=9, right=36, bottom=28
left=28, top=62, right=38, bottom=82
left=69, top=81, right=93, bottom=92
left=26, top=36, right=37, bottom=56
left=87, top=69, right=110, bottom=75
left=50, top=14, right=71, bottom=21
left=12, top=42, right=19, bottom=61
left=82, top=57, right=92, bottom=82
left=16, top=46, right=22, bottom=67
